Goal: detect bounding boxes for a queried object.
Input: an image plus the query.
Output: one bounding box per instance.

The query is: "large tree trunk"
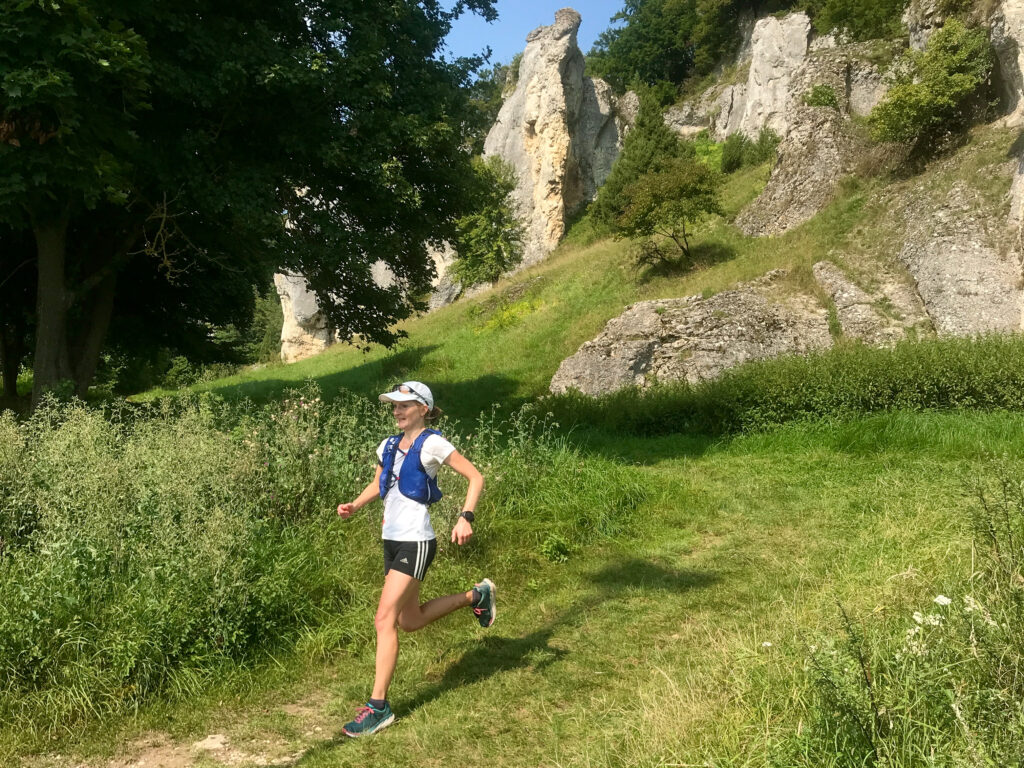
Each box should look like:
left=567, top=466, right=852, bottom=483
left=70, top=273, right=117, bottom=399
left=32, top=215, right=72, bottom=406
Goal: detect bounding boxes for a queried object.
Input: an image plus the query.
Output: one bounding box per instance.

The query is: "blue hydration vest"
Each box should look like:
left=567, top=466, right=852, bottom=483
left=379, top=429, right=444, bottom=505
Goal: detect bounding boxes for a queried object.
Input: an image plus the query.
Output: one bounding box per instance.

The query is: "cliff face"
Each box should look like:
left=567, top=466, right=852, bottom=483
left=483, top=8, right=635, bottom=268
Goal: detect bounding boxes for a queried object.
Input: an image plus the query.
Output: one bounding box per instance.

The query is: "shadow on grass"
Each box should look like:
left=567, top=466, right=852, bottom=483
left=633, top=240, right=738, bottom=285
left=269, top=560, right=720, bottom=766
left=282, top=563, right=716, bottom=764
left=196, top=343, right=529, bottom=423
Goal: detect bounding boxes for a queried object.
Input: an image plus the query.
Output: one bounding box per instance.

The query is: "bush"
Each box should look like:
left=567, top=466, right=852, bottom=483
left=721, top=133, right=749, bottom=174
left=450, top=156, right=524, bottom=287
left=544, top=335, right=1024, bottom=438
left=869, top=19, right=993, bottom=156
left=805, top=0, right=906, bottom=41
left=802, top=84, right=840, bottom=109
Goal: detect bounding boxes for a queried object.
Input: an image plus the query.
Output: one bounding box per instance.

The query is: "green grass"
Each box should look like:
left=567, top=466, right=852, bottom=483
left=23, top=409, right=1023, bottom=766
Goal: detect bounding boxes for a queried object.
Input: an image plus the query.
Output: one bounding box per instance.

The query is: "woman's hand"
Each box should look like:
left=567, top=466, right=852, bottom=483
left=337, top=502, right=355, bottom=519
left=451, top=516, right=473, bottom=545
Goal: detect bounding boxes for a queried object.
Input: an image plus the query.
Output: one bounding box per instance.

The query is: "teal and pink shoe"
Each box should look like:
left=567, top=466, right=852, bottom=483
left=343, top=701, right=394, bottom=737
left=473, top=578, right=497, bottom=628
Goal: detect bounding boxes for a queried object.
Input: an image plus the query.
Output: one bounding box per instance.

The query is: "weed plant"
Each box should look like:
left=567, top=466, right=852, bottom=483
left=546, top=335, right=1024, bottom=437
left=0, top=387, right=642, bottom=742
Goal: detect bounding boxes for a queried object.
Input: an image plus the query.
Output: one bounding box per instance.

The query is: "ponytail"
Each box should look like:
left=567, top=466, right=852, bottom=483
left=426, top=406, right=444, bottom=422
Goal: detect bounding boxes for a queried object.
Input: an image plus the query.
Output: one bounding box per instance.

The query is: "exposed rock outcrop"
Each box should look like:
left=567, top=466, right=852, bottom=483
left=812, top=261, right=909, bottom=345
left=735, top=107, right=864, bottom=237
left=275, top=273, right=336, bottom=364
left=992, top=0, right=1024, bottom=126
left=549, top=270, right=831, bottom=395
left=737, top=12, right=812, bottom=138
left=898, top=182, right=1023, bottom=336
left=904, top=0, right=946, bottom=51
left=483, top=8, right=634, bottom=268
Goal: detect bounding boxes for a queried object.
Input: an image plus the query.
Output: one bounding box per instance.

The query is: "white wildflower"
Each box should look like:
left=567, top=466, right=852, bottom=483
left=934, top=594, right=952, bottom=607
left=923, top=613, right=942, bottom=626
left=761, top=641, right=773, bottom=648
left=913, top=611, right=925, bottom=625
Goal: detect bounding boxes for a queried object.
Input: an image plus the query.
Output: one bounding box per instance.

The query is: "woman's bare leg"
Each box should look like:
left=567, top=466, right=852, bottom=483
left=371, top=570, right=421, bottom=701
left=398, top=588, right=475, bottom=632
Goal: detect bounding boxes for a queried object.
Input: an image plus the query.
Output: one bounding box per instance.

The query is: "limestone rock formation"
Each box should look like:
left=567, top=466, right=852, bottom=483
left=898, top=182, right=1023, bottom=336
left=275, top=273, right=335, bottom=364
left=549, top=270, right=831, bottom=396
left=483, top=8, right=633, bottom=268
left=812, top=261, right=908, bottom=345
left=992, top=0, right=1024, bottom=126
left=735, top=106, right=864, bottom=236
left=737, top=12, right=812, bottom=138
left=903, top=0, right=946, bottom=51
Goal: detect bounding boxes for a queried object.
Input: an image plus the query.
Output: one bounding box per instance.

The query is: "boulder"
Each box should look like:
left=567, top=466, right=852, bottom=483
left=483, top=8, right=634, bottom=268
left=550, top=270, right=831, bottom=396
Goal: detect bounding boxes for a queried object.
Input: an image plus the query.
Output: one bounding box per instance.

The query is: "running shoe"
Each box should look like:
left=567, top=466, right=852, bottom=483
left=342, top=701, right=394, bottom=737
left=472, top=578, right=497, bottom=628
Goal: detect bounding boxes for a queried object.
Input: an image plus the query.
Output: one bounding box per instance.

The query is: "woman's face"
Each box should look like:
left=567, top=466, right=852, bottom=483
left=392, top=400, right=428, bottom=431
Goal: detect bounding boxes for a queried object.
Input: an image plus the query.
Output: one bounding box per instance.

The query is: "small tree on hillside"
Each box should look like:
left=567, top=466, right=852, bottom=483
left=615, top=156, right=723, bottom=271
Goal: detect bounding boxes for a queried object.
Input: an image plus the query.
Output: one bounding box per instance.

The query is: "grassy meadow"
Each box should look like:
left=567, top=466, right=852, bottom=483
left=6, top=125, right=1024, bottom=766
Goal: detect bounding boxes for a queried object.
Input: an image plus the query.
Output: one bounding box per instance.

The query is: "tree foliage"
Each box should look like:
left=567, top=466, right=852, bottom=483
left=615, top=156, right=723, bottom=268
left=0, top=0, right=497, bottom=406
left=586, top=0, right=909, bottom=94
left=450, top=156, right=524, bottom=287
left=869, top=19, right=993, bottom=154
left=592, top=91, right=694, bottom=226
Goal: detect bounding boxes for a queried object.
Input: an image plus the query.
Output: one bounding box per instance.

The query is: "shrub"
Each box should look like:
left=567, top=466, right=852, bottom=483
left=869, top=19, right=993, bottom=156
left=806, top=0, right=906, bottom=41
left=616, top=156, right=724, bottom=269
left=722, top=132, right=751, bottom=174
left=745, top=127, right=781, bottom=166
left=0, top=389, right=645, bottom=736
left=592, top=90, right=693, bottom=227
left=802, top=84, right=840, bottom=109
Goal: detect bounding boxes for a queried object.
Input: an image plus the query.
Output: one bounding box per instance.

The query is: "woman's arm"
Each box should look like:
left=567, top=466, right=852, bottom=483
left=445, top=450, right=484, bottom=545
left=338, top=465, right=383, bottom=518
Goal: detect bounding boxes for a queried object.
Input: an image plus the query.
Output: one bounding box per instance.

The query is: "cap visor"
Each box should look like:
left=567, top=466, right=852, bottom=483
left=379, top=391, right=421, bottom=404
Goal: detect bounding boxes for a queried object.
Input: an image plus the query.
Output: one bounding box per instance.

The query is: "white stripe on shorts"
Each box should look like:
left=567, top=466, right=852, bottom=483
left=414, top=541, right=425, bottom=580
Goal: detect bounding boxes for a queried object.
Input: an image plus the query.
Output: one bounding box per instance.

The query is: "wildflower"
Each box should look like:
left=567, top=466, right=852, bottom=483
left=913, top=611, right=924, bottom=625
left=761, top=641, right=772, bottom=648
left=934, top=594, right=952, bottom=607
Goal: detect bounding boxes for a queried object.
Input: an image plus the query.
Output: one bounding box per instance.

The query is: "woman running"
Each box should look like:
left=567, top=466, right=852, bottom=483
left=336, top=381, right=495, bottom=737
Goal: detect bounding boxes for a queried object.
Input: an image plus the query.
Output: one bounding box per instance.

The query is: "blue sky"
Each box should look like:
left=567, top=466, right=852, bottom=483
left=444, top=1, right=625, bottom=66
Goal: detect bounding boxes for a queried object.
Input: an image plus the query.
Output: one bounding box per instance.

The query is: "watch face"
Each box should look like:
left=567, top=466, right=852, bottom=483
left=461, top=511, right=475, bottom=522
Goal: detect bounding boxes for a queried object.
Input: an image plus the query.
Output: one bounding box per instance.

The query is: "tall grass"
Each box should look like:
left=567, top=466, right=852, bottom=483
left=546, top=335, right=1024, bottom=437
left=0, top=388, right=644, bottom=741
left=772, top=460, right=1024, bottom=766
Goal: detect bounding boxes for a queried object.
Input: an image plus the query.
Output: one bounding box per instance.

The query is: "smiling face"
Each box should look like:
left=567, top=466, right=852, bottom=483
left=392, top=400, right=428, bottom=432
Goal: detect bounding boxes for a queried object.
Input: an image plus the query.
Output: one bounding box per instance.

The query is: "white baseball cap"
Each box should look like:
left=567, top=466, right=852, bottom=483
left=379, top=381, right=434, bottom=409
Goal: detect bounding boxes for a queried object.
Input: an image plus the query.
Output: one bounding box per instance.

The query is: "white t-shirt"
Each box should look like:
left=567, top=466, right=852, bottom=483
left=376, top=432, right=456, bottom=541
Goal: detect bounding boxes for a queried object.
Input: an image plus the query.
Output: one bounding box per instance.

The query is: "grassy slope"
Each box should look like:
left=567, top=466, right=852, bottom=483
left=76, top=125, right=1024, bottom=766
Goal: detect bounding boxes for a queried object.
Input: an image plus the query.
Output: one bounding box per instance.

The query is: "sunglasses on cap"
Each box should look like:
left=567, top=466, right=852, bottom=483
left=391, top=382, right=430, bottom=405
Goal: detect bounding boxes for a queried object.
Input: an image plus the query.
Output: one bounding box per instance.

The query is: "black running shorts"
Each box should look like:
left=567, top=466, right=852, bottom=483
left=383, top=539, right=437, bottom=581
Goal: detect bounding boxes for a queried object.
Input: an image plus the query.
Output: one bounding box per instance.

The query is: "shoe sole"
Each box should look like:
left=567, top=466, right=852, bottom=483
left=343, top=713, right=395, bottom=738
left=479, top=578, right=497, bottom=628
